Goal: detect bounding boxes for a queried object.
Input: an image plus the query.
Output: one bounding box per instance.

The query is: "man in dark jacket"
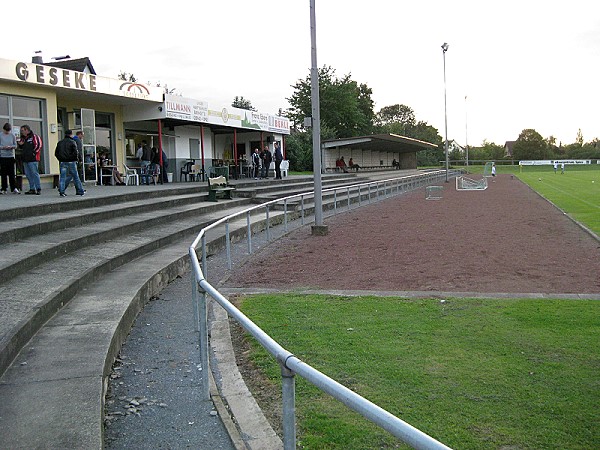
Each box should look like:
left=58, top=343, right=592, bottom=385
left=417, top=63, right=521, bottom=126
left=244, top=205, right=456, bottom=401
left=274, top=141, right=283, bottom=179
left=55, top=130, right=85, bottom=197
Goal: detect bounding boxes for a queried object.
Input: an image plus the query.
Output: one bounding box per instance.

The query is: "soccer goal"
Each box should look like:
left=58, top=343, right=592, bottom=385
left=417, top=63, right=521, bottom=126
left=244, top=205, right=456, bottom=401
left=483, top=161, right=494, bottom=177
left=455, top=176, right=488, bottom=191
left=426, top=185, right=443, bottom=200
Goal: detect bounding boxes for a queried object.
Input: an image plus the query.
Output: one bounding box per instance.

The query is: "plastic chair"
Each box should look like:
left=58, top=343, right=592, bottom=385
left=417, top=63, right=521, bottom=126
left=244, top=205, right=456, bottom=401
left=189, top=164, right=204, bottom=181
left=123, top=164, right=139, bottom=186
left=180, top=161, right=194, bottom=181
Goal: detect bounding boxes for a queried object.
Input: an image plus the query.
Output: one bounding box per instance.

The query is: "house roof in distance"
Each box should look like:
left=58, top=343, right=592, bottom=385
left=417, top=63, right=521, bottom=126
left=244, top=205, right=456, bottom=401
left=44, top=57, right=97, bottom=75
left=322, top=133, right=438, bottom=153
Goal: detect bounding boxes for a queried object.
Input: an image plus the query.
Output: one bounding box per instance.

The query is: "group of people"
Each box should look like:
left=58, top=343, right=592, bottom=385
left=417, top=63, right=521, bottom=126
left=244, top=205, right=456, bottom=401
left=251, top=142, right=283, bottom=180
left=0, top=123, right=43, bottom=195
left=136, top=141, right=169, bottom=185
left=334, top=156, right=360, bottom=173
left=553, top=161, right=565, bottom=174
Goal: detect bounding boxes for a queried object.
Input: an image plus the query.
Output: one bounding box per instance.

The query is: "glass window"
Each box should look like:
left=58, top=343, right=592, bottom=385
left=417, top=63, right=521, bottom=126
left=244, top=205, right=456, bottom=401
left=96, top=129, right=112, bottom=160
left=95, top=113, right=111, bottom=129
left=0, top=95, right=8, bottom=116
left=13, top=97, right=42, bottom=119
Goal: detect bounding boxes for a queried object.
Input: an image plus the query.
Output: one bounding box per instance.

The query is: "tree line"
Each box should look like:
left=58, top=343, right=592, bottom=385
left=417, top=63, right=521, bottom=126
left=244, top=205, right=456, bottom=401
left=231, top=65, right=599, bottom=170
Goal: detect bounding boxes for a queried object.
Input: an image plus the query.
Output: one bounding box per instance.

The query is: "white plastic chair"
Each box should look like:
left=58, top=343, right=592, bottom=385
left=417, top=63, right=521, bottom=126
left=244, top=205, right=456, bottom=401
left=123, top=164, right=139, bottom=186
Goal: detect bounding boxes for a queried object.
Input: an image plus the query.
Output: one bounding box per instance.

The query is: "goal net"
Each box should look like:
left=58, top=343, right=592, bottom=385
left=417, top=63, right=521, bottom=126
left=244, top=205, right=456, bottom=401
left=483, top=161, right=494, bottom=177
left=455, top=176, right=488, bottom=191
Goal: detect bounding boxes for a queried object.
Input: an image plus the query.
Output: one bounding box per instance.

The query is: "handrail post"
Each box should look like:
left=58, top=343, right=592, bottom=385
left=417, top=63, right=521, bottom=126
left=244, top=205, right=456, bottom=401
left=347, top=187, right=351, bottom=210
left=196, top=279, right=210, bottom=400
left=334, top=190, right=337, bottom=212
left=301, top=195, right=305, bottom=225
left=201, top=235, right=207, bottom=279
left=247, top=211, right=252, bottom=254
left=191, top=271, right=199, bottom=332
left=281, top=364, right=297, bottom=450
left=284, top=199, right=288, bottom=232
left=225, top=221, right=232, bottom=270
left=266, top=205, right=271, bottom=242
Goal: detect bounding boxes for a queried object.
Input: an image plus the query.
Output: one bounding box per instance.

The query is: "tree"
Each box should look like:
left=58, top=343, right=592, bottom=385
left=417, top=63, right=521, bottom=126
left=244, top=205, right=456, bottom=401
left=576, top=128, right=584, bottom=146
left=374, top=104, right=416, bottom=135
left=512, top=129, right=552, bottom=160
left=118, top=71, right=178, bottom=95
left=285, top=125, right=336, bottom=172
left=286, top=66, right=375, bottom=138
left=232, top=96, right=256, bottom=111
left=118, top=71, right=136, bottom=82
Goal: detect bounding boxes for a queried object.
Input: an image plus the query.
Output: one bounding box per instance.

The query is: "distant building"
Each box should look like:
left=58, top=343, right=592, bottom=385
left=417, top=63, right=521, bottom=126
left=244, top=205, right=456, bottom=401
left=504, top=140, right=516, bottom=158
left=447, top=139, right=465, bottom=155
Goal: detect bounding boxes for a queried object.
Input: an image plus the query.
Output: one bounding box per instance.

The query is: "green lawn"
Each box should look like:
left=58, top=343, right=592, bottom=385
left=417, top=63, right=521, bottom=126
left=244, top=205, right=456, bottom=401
left=239, top=294, right=600, bottom=449
left=517, top=166, right=600, bottom=236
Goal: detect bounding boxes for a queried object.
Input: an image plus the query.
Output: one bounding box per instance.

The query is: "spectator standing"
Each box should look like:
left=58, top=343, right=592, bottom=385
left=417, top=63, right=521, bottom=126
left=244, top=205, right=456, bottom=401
left=55, top=130, right=85, bottom=197
left=18, top=124, right=43, bottom=195
left=0, top=123, right=18, bottom=194
left=261, top=145, right=272, bottom=179
left=67, top=130, right=85, bottom=187
left=553, top=161, right=558, bottom=174
left=138, top=140, right=152, bottom=185
left=561, top=162, right=565, bottom=174
left=161, top=149, right=169, bottom=183
left=252, top=148, right=261, bottom=179
left=150, top=147, right=161, bottom=184
left=274, top=141, right=283, bottom=179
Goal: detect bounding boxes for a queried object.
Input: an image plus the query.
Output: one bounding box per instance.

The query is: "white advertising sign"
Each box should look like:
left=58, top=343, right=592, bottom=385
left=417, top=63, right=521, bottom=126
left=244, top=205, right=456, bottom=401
left=519, top=160, right=591, bottom=165
left=165, top=94, right=290, bottom=134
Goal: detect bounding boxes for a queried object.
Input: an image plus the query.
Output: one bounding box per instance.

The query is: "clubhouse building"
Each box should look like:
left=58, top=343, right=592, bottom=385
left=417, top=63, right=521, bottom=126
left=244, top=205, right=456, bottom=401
left=0, top=55, right=290, bottom=186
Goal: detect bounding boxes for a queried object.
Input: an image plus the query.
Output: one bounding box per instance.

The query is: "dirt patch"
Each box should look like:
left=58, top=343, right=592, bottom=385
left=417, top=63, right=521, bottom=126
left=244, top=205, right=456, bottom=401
left=224, top=175, right=600, bottom=294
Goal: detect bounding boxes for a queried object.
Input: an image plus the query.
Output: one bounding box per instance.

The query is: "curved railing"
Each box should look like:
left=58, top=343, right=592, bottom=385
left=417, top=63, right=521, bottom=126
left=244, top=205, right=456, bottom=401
left=189, top=170, right=455, bottom=450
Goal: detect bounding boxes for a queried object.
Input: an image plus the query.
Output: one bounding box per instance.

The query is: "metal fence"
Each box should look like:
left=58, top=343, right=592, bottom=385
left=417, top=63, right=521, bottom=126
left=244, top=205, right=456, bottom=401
left=189, top=170, right=456, bottom=450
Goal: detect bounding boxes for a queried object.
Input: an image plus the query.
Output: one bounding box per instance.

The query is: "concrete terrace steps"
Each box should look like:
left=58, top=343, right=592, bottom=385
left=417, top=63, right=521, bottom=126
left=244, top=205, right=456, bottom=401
left=0, top=185, right=304, bottom=448
left=0, top=190, right=216, bottom=245
left=0, top=198, right=259, bottom=378
left=234, top=173, right=364, bottom=199
left=0, top=196, right=252, bottom=281
left=0, top=240, right=198, bottom=449
left=0, top=170, right=429, bottom=448
left=0, top=184, right=209, bottom=223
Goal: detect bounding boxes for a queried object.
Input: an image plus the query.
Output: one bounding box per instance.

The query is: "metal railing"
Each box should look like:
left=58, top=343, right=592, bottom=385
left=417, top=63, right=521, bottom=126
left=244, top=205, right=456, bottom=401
left=189, top=170, right=455, bottom=450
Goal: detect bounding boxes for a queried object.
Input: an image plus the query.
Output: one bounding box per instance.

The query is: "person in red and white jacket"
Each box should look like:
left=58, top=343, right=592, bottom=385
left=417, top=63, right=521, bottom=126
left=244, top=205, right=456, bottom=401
left=17, top=124, right=43, bottom=195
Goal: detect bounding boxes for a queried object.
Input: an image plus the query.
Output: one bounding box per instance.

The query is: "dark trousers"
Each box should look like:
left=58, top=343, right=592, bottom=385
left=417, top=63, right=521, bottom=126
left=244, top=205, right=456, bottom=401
left=0, top=157, right=17, bottom=192
left=275, top=160, right=282, bottom=179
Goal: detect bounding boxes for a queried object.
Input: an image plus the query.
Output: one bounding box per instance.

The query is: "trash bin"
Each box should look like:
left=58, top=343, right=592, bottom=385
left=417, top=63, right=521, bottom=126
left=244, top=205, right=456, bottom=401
left=167, top=173, right=173, bottom=183
left=213, top=166, right=229, bottom=182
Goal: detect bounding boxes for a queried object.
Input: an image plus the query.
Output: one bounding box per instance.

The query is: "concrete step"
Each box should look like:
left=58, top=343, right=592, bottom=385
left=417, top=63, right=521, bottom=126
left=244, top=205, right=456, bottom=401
left=0, top=198, right=257, bottom=378
left=0, top=200, right=300, bottom=448
left=0, top=184, right=208, bottom=223
left=0, top=196, right=252, bottom=281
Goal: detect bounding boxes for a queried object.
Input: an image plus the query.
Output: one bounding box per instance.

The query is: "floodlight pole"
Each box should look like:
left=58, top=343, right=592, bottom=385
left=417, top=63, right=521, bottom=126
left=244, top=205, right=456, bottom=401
left=442, top=42, right=449, bottom=182
left=310, top=0, right=326, bottom=232
left=465, top=95, right=469, bottom=169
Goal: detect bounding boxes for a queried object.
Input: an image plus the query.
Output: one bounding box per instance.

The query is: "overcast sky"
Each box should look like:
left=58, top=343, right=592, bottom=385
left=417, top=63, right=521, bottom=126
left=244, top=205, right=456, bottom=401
left=5, top=0, right=599, bottom=147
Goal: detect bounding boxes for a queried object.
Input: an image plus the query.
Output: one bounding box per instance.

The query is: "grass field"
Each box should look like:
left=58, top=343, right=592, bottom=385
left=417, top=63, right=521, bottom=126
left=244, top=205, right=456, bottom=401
left=239, top=294, right=600, bottom=449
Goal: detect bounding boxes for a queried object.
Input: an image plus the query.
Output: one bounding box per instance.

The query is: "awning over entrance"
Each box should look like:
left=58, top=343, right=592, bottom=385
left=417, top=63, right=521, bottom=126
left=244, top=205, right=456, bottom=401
left=322, top=133, right=438, bottom=153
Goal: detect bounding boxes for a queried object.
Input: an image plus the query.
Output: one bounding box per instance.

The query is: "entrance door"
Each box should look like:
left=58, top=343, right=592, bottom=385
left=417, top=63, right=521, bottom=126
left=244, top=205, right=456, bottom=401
left=81, top=108, right=97, bottom=183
